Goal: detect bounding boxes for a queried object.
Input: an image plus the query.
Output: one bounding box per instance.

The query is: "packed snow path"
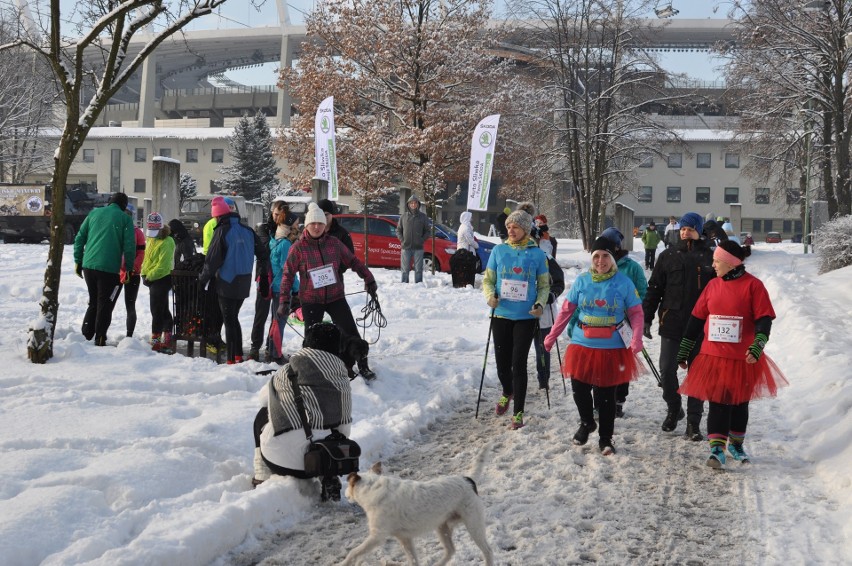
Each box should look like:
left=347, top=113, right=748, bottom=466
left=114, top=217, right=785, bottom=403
left=222, top=364, right=842, bottom=565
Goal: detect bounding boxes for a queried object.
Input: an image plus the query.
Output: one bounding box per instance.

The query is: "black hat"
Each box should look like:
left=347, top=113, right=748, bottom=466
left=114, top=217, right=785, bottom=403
left=303, top=322, right=341, bottom=357
left=717, top=240, right=746, bottom=261
left=591, top=236, right=618, bottom=257
left=108, top=192, right=128, bottom=211
left=317, top=199, right=337, bottom=215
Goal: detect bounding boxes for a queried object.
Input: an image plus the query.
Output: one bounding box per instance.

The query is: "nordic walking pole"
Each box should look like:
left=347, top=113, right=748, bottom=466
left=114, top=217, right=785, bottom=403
left=533, top=320, right=550, bottom=410
left=475, top=308, right=496, bottom=419
left=642, top=347, right=663, bottom=387
left=549, top=303, right=568, bottom=396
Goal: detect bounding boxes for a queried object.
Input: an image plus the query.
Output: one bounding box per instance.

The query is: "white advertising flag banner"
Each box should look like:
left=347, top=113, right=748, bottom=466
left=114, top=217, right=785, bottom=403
left=314, top=96, right=339, bottom=200
left=466, top=114, right=500, bottom=211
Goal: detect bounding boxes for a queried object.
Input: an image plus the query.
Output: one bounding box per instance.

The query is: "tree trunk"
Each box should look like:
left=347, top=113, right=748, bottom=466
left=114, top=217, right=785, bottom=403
left=27, top=152, right=72, bottom=363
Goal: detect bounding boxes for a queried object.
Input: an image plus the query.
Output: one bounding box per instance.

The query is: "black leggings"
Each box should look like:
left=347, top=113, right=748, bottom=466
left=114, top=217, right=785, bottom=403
left=122, top=274, right=141, bottom=337
left=218, top=295, right=246, bottom=362
left=301, top=299, right=360, bottom=342
left=148, top=275, right=173, bottom=335
left=707, top=401, right=749, bottom=439
left=572, top=380, right=618, bottom=442
left=491, top=317, right=536, bottom=414
left=81, top=269, right=122, bottom=342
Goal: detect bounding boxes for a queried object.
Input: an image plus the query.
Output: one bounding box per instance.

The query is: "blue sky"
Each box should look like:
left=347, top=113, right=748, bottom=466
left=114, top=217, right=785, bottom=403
left=188, top=1, right=724, bottom=84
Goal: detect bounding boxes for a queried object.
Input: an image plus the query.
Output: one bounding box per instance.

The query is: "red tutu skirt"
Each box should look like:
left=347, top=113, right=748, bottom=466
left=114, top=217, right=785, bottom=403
left=678, top=353, right=788, bottom=405
left=562, top=344, right=644, bottom=387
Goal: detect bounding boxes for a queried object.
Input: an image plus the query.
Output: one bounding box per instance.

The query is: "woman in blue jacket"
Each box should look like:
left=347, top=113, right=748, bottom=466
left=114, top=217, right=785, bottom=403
left=482, top=206, right=550, bottom=430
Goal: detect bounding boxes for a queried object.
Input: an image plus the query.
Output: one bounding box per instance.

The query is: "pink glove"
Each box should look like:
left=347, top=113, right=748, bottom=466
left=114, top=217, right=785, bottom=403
left=629, top=336, right=643, bottom=354
left=543, top=331, right=557, bottom=352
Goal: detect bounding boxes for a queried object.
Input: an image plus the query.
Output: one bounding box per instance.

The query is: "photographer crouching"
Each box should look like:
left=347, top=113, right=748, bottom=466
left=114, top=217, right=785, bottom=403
left=252, top=322, right=358, bottom=501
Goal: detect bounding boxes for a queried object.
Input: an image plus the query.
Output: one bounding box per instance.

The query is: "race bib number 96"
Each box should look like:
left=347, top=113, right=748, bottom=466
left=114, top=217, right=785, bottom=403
left=499, top=279, right=529, bottom=302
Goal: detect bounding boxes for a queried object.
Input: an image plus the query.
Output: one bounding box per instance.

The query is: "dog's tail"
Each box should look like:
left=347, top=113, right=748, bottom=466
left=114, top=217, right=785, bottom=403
left=465, top=442, right=491, bottom=484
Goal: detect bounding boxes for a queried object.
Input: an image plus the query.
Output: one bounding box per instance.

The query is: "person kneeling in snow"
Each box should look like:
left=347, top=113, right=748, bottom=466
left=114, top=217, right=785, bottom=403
left=252, top=322, right=353, bottom=501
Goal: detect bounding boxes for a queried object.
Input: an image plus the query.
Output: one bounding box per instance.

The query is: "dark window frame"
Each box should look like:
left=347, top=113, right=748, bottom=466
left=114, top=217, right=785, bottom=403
left=666, top=186, right=682, bottom=203
left=696, top=153, right=711, bottom=168
left=667, top=153, right=682, bottom=168
left=696, top=187, right=710, bottom=204
left=638, top=186, right=653, bottom=203
left=724, top=187, right=739, bottom=204
left=134, top=148, right=147, bottom=162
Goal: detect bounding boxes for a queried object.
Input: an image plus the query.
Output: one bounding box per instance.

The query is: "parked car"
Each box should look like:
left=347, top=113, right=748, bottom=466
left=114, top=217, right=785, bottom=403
left=740, top=232, right=755, bottom=246
left=178, top=195, right=248, bottom=245
left=335, top=213, right=457, bottom=273
left=380, top=214, right=495, bottom=272
left=765, top=231, right=782, bottom=243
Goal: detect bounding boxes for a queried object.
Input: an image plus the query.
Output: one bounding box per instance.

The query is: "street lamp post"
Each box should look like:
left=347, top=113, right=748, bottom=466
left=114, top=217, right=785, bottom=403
left=804, top=128, right=811, bottom=254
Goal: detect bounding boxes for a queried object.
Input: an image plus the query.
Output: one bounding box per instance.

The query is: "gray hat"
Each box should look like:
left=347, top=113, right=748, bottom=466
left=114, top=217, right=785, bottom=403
left=505, top=209, right=533, bottom=235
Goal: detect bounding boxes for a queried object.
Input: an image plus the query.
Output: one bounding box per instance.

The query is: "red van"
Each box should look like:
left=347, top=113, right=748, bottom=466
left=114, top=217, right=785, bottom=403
left=335, top=214, right=456, bottom=273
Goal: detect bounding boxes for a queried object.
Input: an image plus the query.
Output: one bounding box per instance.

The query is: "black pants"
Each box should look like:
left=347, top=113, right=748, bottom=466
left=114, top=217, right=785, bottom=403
left=532, top=326, right=550, bottom=386
left=204, top=279, right=224, bottom=346
left=301, top=298, right=360, bottom=340
left=218, top=295, right=246, bottom=362
left=660, top=336, right=704, bottom=424
left=491, top=317, right=536, bottom=415
left=644, top=248, right=657, bottom=269
left=81, top=269, right=121, bottom=343
left=121, top=274, right=141, bottom=337
left=572, top=379, right=617, bottom=442
left=148, top=275, right=173, bottom=335
left=250, top=290, right=272, bottom=351
left=707, top=401, right=749, bottom=440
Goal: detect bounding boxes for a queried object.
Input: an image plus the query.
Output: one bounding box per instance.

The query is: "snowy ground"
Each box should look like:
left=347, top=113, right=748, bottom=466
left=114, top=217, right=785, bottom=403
left=0, top=237, right=849, bottom=565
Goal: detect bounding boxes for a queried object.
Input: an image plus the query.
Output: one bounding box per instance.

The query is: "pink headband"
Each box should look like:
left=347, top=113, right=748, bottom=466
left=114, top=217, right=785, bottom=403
left=713, top=246, right=743, bottom=267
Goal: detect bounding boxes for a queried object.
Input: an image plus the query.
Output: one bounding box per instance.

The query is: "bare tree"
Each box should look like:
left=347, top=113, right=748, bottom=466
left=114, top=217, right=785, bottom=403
left=722, top=0, right=852, bottom=219
left=278, top=0, right=528, bottom=231
left=0, top=11, right=56, bottom=183
left=505, top=0, right=683, bottom=248
left=0, top=0, right=231, bottom=363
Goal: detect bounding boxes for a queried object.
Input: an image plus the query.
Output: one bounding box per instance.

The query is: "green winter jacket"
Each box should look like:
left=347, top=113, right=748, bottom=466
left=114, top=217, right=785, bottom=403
left=73, top=203, right=136, bottom=274
left=141, top=231, right=176, bottom=282
left=641, top=228, right=661, bottom=250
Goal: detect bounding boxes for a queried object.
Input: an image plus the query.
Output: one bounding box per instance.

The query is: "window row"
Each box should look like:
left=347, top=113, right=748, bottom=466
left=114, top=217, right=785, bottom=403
left=639, top=152, right=739, bottom=169
left=82, top=148, right=224, bottom=164
left=749, top=219, right=803, bottom=234
left=638, top=186, right=802, bottom=205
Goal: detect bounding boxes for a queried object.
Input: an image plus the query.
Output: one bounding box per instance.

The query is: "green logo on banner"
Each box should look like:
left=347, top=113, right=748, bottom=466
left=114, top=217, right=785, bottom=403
left=479, top=131, right=492, bottom=148
left=321, top=117, right=330, bottom=133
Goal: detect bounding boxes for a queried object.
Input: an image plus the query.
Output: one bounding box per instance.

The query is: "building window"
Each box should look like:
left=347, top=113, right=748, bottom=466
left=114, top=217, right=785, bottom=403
left=186, top=149, right=198, bottom=163
left=764, top=219, right=773, bottom=232
left=724, top=187, right=739, bottom=204
left=755, top=187, right=770, bottom=204
left=134, top=148, right=147, bottom=162
left=786, top=188, right=801, bottom=205
left=82, top=149, right=95, bottom=163
left=638, top=186, right=653, bottom=202
left=783, top=220, right=793, bottom=233
left=110, top=149, right=121, bottom=192
left=666, top=186, right=681, bottom=203
left=211, top=149, right=224, bottom=163
left=159, top=148, right=172, bottom=158
left=639, top=154, right=653, bottom=168
left=752, top=219, right=762, bottom=233
left=667, top=153, right=682, bottom=168
left=696, top=153, right=711, bottom=168
left=725, top=153, right=739, bottom=168
left=133, top=179, right=146, bottom=193
left=696, top=187, right=710, bottom=203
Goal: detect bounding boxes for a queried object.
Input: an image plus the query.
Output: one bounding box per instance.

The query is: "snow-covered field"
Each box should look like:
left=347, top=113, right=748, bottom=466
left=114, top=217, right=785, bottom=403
left=0, top=238, right=849, bottom=565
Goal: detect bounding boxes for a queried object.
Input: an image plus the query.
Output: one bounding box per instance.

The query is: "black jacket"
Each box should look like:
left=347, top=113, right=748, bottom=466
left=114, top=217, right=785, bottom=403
left=643, top=237, right=715, bottom=339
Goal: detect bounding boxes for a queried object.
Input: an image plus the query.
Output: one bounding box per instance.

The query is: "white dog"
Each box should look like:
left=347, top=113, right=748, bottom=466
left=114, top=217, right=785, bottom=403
left=340, top=454, right=494, bottom=566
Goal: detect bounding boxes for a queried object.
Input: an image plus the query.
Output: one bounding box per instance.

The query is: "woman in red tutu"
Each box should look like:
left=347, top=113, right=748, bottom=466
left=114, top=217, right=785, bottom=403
left=677, top=240, right=788, bottom=469
left=544, top=237, right=645, bottom=455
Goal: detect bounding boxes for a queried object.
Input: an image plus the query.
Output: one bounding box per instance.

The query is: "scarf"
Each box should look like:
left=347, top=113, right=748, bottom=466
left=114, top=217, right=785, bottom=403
left=591, top=266, right=617, bottom=283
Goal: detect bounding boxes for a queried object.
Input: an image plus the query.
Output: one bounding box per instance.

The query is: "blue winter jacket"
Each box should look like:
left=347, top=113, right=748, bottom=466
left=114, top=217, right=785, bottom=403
left=482, top=238, right=550, bottom=320
left=269, top=236, right=299, bottom=295
left=199, top=214, right=268, bottom=299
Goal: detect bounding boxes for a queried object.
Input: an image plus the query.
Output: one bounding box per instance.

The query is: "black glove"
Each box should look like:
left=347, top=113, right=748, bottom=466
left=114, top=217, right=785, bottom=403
left=277, top=302, right=290, bottom=319
left=75, top=264, right=83, bottom=279
left=747, top=332, right=768, bottom=361
left=643, top=322, right=653, bottom=339
left=676, top=337, right=697, bottom=365
left=258, top=273, right=270, bottom=300
left=366, top=280, right=378, bottom=297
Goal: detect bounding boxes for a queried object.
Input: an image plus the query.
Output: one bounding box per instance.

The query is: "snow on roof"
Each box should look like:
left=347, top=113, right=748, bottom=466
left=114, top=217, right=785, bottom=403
left=673, top=129, right=736, bottom=141
left=86, top=127, right=236, bottom=140
left=152, top=156, right=181, bottom=164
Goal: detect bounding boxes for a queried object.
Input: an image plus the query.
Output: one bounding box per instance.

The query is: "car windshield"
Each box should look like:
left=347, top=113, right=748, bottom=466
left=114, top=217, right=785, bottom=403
left=435, top=223, right=457, bottom=237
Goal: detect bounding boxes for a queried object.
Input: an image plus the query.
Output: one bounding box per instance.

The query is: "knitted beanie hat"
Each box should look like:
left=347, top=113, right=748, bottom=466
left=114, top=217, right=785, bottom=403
left=505, top=209, right=533, bottom=235
left=317, top=199, right=337, bottom=215
left=679, top=212, right=704, bottom=234
left=591, top=236, right=618, bottom=257
left=304, top=202, right=327, bottom=225
left=600, top=227, right=624, bottom=248
left=211, top=196, right=230, bottom=218
left=146, top=212, right=163, bottom=238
